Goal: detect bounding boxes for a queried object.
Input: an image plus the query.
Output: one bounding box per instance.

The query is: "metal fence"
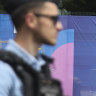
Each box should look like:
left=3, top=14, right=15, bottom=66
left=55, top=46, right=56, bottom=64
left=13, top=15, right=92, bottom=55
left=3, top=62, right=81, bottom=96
left=1, top=9, right=96, bottom=16
left=59, top=9, right=96, bottom=16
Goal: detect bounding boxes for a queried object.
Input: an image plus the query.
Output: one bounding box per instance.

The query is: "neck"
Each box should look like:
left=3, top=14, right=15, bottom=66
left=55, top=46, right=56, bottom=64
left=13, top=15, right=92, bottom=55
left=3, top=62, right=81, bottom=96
left=15, top=29, right=41, bottom=57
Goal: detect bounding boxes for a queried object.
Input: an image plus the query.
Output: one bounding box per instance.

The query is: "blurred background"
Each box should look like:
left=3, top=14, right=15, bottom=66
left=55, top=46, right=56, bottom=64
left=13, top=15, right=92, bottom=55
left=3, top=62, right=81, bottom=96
left=0, top=0, right=96, bottom=96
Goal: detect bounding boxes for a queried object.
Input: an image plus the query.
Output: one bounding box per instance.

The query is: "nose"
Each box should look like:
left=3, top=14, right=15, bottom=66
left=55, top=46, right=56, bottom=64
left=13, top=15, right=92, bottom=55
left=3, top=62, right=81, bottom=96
left=56, top=21, right=63, bottom=31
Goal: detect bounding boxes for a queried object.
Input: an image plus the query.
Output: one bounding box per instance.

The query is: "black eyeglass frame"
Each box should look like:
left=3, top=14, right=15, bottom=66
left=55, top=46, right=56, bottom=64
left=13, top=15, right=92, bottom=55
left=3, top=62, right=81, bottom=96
left=34, top=13, right=59, bottom=24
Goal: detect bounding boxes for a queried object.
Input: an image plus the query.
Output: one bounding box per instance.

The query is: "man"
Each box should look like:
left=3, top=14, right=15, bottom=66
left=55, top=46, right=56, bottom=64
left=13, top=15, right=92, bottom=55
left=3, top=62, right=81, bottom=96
left=0, top=0, right=63, bottom=96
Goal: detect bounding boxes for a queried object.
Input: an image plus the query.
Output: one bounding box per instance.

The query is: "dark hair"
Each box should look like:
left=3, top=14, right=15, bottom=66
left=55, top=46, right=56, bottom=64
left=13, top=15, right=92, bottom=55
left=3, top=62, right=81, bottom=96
left=11, top=1, right=49, bottom=31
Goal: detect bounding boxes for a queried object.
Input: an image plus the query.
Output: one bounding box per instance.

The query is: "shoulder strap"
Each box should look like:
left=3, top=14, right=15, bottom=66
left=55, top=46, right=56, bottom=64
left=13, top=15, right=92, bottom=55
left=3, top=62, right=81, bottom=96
left=0, top=50, right=54, bottom=95
left=41, top=54, right=53, bottom=77
left=0, top=50, right=63, bottom=96
left=0, top=50, right=41, bottom=96
left=0, top=50, right=53, bottom=77
left=0, top=50, right=39, bottom=76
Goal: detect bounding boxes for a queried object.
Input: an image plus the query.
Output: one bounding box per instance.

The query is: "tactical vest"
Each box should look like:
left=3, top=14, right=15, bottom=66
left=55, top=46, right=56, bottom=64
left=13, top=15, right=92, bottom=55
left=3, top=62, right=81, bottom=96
left=0, top=50, right=63, bottom=96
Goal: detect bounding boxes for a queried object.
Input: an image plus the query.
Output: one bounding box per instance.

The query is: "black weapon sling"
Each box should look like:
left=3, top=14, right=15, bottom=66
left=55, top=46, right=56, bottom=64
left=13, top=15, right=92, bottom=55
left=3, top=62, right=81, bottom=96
left=0, top=50, right=63, bottom=96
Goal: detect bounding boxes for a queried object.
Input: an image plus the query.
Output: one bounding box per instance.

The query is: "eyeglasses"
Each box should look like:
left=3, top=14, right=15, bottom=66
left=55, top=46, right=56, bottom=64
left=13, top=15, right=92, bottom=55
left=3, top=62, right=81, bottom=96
left=34, top=13, right=59, bottom=25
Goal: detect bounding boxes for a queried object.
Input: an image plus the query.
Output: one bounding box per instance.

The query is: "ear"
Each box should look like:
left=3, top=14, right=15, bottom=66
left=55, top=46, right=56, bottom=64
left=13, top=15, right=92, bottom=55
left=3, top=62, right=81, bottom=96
left=25, top=12, right=36, bottom=29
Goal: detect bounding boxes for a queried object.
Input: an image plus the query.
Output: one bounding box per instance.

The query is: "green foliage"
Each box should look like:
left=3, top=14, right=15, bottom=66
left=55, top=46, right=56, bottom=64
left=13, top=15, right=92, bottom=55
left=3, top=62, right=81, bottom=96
left=0, top=0, right=4, bottom=10
left=62, top=0, right=96, bottom=12
left=0, top=0, right=96, bottom=13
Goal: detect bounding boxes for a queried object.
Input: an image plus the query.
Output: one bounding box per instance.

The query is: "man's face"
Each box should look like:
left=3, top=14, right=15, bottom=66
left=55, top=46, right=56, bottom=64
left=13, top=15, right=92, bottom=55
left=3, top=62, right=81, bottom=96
left=34, top=2, right=63, bottom=45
